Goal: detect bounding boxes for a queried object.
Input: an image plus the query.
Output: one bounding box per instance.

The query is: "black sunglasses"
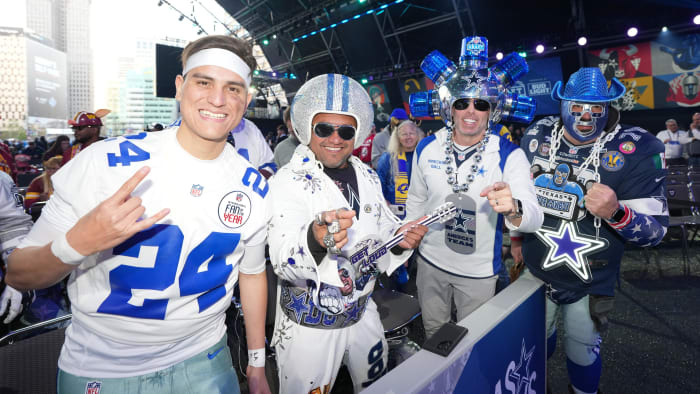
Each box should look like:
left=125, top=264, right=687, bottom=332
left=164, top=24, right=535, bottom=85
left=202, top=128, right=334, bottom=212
left=313, top=122, right=356, bottom=141
left=453, top=98, right=490, bottom=112
left=72, top=125, right=97, bottom=131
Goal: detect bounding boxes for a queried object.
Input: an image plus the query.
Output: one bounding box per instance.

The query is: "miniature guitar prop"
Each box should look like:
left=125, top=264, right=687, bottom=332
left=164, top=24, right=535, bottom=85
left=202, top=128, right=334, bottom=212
left=317, top=202, right=457, bottom=315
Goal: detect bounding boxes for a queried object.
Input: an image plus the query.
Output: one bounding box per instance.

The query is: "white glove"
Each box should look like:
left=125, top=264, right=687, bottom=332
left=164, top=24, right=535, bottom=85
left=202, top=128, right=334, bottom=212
left=0, top=284, right=23, bottom=324
left=318, top=285, right=343, bottom=315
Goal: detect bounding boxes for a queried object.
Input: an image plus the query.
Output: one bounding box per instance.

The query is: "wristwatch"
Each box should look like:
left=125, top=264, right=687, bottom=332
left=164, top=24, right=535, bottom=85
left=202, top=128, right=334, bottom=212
left=506, top=199, right=523, bottom=220
left=608, top=205, right=626, bottom=222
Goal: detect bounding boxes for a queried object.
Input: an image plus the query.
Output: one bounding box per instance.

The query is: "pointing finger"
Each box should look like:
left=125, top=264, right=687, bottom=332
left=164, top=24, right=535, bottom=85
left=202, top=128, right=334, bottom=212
left=492, top=181, right=508, bottom=191
left=480, top=184, right=495, bottom=197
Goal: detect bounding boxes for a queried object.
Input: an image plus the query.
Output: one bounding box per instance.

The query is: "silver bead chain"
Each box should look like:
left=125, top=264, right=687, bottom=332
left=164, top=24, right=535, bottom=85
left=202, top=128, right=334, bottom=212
left=546, top=120, right=621, bottom=238
left=444, top=125, right=490, bottom=193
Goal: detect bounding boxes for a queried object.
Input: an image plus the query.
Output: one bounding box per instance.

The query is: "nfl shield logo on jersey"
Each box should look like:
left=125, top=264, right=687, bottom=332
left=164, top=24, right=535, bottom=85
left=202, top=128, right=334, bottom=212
left=85, top=381, right=101, bottom=394
left=190, top=184, right=203, bottom=197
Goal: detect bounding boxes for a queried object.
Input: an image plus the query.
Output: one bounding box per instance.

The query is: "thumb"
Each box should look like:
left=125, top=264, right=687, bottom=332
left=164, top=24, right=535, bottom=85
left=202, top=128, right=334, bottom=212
left=339, top=209, right=356, bottom=220
left=0, top=293, right=8, bottom=315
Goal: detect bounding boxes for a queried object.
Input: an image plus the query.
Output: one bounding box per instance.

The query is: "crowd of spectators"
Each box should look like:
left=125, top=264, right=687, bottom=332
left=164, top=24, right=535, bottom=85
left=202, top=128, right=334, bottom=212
left=656, top=112, right=700, bottom=166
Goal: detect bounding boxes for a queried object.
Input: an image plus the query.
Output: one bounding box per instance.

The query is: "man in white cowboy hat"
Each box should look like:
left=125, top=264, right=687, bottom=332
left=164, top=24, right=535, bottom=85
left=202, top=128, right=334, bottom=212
left=511, top=67, right=668, bottom=394
left=267, top=73, right=428, bottom=393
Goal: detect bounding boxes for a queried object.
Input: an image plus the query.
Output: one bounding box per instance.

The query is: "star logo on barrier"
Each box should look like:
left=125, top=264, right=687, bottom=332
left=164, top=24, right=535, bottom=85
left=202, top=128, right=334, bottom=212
left=535, top=221, right=608, bottom=283
left=297, top=246, right=306, bottom=257
left=508, top=339, right=535, bottom=394
left=285, top=290, right=310, bottom=323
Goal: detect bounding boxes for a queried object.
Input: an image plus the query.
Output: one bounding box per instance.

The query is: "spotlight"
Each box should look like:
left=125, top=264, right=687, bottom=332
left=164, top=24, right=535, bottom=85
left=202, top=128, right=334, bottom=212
left=627, top=27, right=638, bottom=37
left=178, top=14, right=184, bottom=21
left=253, top=70, right=260, bottom=76
left=661, top=26, right=668, bottom=32
left=577, top=36, right=587, bottom=46
left=272, top=34, right=277, bottom=39
left=272, top=72, right=277, bottom=77
left=262, top=38, right=269, bottom=45
left=535, top=44, right=544, bottom=54
left=518, top=51, right=527, bottom=58
left=496, top=52, right=503, bottom=60
left=694, top=14, right=700, bottom=25
left=361, top=78, right=368, bottom=85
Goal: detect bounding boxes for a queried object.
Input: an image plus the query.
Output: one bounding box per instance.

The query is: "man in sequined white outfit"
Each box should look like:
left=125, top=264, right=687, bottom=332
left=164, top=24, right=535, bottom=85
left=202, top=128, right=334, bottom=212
left=267, top=74, right=427, bottom=393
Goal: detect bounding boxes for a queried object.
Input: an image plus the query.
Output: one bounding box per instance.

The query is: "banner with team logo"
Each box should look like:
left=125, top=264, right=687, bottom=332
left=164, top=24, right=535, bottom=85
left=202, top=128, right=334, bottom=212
left=588, top=32, right=700, bottom=110
left=365, top=83, right=393, bottom=125
left=363, top=278, right=545, bottom=394
left=508, top=57, right=564, bottom=116
left=454, top=285, right=546, bottom=393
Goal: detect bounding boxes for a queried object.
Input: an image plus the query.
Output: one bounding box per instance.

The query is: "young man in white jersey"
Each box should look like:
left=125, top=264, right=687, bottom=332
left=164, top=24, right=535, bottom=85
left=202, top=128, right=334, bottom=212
left=7, top=35, right=271, bottom=394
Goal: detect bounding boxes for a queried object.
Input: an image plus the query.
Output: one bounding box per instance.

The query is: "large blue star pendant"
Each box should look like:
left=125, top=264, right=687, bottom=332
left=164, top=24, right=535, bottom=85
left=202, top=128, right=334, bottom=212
left=535, top=221, right=608, bottom=283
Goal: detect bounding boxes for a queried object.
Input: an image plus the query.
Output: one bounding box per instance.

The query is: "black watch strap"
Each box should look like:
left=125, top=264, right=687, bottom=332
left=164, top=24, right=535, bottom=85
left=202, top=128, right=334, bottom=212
left=610, top=205, right=626, bottom=222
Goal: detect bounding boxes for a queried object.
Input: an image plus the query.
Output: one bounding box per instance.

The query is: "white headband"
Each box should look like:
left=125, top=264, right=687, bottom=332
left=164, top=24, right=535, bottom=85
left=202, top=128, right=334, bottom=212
left=182, top=48, right=252, bottom=89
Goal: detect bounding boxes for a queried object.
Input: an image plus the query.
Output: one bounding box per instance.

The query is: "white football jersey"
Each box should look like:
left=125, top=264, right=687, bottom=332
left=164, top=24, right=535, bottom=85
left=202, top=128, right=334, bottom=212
left=0, top=171, right=32, bottom=259
left=169, top=117, right=276, bottom=174
left=19, top=127, right=270, bottom=375
left=230, top=118, right=276, bottom=174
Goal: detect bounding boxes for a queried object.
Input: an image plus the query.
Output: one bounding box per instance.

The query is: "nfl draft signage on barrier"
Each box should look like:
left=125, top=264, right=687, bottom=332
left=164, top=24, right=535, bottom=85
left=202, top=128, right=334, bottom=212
left=455, top=285, right=546, bottom=393
left=363, top=277, right=546, bottom=394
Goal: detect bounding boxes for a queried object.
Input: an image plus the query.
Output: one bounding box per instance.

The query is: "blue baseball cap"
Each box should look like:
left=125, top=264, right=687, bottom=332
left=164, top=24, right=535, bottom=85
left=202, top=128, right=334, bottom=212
left=390, top=108, right=409, bottom=120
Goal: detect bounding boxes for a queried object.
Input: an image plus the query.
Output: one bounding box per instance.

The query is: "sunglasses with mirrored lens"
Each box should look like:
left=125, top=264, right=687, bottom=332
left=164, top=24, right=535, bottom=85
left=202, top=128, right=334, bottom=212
left=313, top=122, right=356, bottom=140
left=453, top=98, right=490, bottom=112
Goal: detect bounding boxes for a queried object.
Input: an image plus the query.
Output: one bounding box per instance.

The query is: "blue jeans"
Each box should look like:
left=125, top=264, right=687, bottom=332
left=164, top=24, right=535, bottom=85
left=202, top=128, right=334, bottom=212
left=57, top=335, right=239, bottom=394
